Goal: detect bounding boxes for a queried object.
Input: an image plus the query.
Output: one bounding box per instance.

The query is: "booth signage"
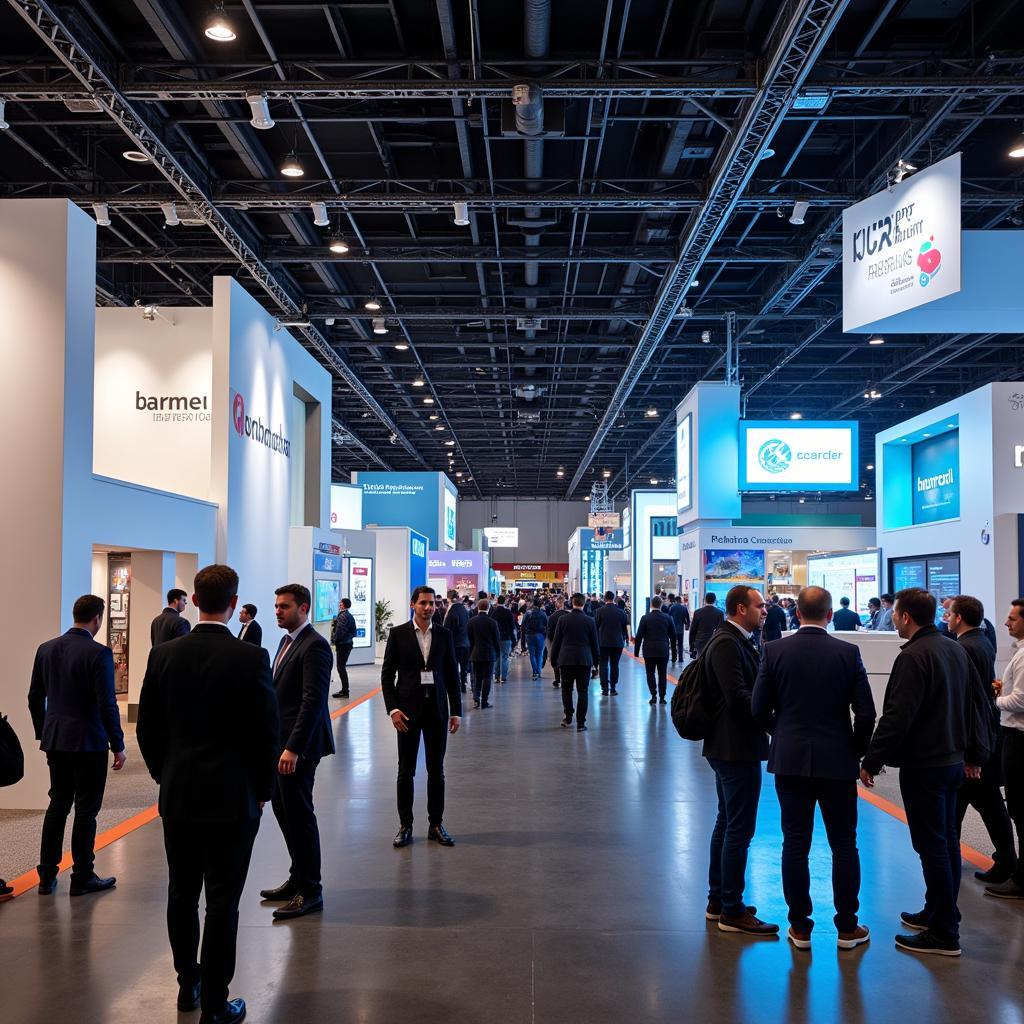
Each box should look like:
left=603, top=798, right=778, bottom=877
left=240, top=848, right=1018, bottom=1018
left=493, top=563, right=568, bottom=572
left=484, top=527, right=520, bottom=547
left=738, top=420, right=858, bottom=491
left=443, top=486, right=458, bottom=550
left=676, top=413, right=692, bottom=513
left=842, top=152, right=962, bottom=332
left=912, top=431, right=960, bottom=525
left=231, top=390, right=291, bottom=457
left=314, top=552, right=342, bottom=573
left=588, top=512, right=621, bottom=528
left=427, top=552, right=484, bottom=575
left=318, top=542, right=341, bottom=555
left=409, top=531, right=428, bottom=590
left=348, top=557, right=372, bottom=647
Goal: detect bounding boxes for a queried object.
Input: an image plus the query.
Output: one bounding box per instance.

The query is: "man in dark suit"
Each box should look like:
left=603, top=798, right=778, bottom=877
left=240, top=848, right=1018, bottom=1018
left=861, top=587, right=990, bottom=957
left=832, top=597, right=861, bottom=632
left=550, top=593, right=600, bottom=731
left=488, top=594, right=517, bottom=685
left=546, top=596, right=569, bottom=689
left=137, top=564, right=278, bottom=1024
left=702, top=585, right=777, bottom=936
left=467, top=598, right=501, bottom=709
left=237, top=603, right=262, bottom=646
left=690, top=592, right=725, bottom=658
left=667, top=594, right=690, bottom=664
left=29, top=594, right=126, bottom=897
left=635, top=596, right=673, bottom=705
left=382, top=586, right=462, bottom=848
left=443, top=590, right=471, bottom=693
left=762, top=594, right=789, bottom=642
left=261, top=583, right=335, bottom=921
left=330, top=597, right=357, bottom=699
left=752, top=586, right=876, bottom=950
left=151, top=589, right=191, bottom=646
left=594, top=591, right=629, bottom=696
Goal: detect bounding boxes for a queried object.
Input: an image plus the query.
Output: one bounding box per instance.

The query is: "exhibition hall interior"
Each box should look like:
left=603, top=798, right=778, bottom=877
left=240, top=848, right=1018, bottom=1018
left=2, top=0, right=1024, bottom=1021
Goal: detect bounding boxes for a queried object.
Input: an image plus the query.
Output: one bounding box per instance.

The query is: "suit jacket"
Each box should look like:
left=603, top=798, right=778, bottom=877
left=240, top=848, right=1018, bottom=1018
left=443, top=601, right=470, bottom=649
left=137, top=623, right=279, bottom=821
left=381, top=621, right=462, bottom=720
left=690, top=605, right=724, bottom=655
left=272, top=624, right=335, bottom=761
left=238, top=619, right=263, bottom=646
left=634, top=610, right=673, bottom=659
left=701, top=622, right=769, bottom=762
left=468, top=613, right=501, bottom=663
left=151, top=607, right=191, bottom=647
left=550, top=609, right=600, bottom=668
left=762, top=604, right=788, bottom=642
left=667, top=602, right=690, bottom=632
left=751, top=627, right=876, bottom=779
left=832, top=607, right=861, bottom=632
left=594, top=603, right=629, bottom=647
left=488, top=604, right=517, bottom=643
left=28, top=628, right=125, bottom=754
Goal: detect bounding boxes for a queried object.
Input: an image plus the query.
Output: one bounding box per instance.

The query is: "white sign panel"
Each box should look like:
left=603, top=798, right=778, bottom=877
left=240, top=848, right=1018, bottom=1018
left=348, top=556, right=372, bottom=648
left=676, top=413, right=692, bottom=512
left=739, top=421, right=858, bottom=492
left=330, top=483, right=362, bottom=529
left=588, top=512, right=621, bottom=528
left=484, top=527, right=519, bottom=548
left=842, top=152, right=961, bottom=332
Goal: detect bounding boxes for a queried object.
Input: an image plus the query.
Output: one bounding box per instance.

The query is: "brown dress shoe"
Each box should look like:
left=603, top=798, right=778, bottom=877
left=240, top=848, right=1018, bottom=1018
left=717, top=911, right=779, bottom=935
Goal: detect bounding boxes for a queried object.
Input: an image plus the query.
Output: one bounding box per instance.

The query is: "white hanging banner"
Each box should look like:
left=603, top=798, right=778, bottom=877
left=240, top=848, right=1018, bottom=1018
left=842, top=152, right=961, bottom=333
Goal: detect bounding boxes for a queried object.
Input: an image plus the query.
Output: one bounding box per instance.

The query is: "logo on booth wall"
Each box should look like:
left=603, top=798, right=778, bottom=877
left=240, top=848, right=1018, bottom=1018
left=232, top=392, right=245, bottom=435
left=230, top=389, right=290, bottom=457
left=916, top=235, right=941, bottom=287
left=757, top=439, right=793, bottom=474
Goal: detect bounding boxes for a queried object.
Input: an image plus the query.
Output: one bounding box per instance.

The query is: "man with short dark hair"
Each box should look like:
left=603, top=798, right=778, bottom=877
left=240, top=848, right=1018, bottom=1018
left=667, top=593, right=691, bottom=664
left=870, top=593, right=895, bottom=632
left=762, top=594, right=789, bottom=643
left=330, top=597, right=357, bottom=699
left=865, top=597, right=881, bottom=630
left=138, top=564, right=278, bottom=1023
left=832, top=597, right=861, bottom=632
left=550, top=594, right=600, bottom=731
left=635, top=596, right=673, bottom=705
left=488, top=594, right=517, bottom=685
left=523, top=599, right=549, bottom=680
left=261, top=583, right=335, bottom=920
left=468, top=598, right=501, bottom=709
left=690, top=592, right=725, bottom=658
left=443, top=590, right=471, bottom=693
left=29, top=594, right=126, bottom=897
left=151, top=588, right=191, bottom=646
left=861, top=587, right=989, bottom=956
left=546, top=596, right=569, bottom=689
left=237, top=603, right=262, bottom=646
left=382, top=587, right=462, bottom=848
left=595, top=591, right=629, bottom=697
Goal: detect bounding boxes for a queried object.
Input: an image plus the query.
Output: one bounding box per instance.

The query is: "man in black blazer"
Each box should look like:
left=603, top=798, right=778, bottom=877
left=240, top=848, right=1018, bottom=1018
left=261, top=584, right=335, bottom=921
left=690, top=592, right=725, bottom=658
left=702, top=585, right=776, bottom=936
left=29, top=594, right=126, bottom=897
left=550, top=593, right=600, bottom=731
left=546, top=596, right=569, bottom=689
left=635, top=596, right=674, bottom=705
left=594, top=591, right=629, bottom=696
left=151, top=589, right=191, bottom=646
left=831, top=597, right=861, bottom=632
left=762, top=594, right=789, bottom=642
left=381, top=586, right=462, bottom=848
left=752, top=587, right=876, bottom=950
left=237, top=603, right=262, bottom=646
left=443, top=590, right=471, bottom=693
left=138, top=564, right=278, bottom=1024
left=467, top=598, right=501, bottom=708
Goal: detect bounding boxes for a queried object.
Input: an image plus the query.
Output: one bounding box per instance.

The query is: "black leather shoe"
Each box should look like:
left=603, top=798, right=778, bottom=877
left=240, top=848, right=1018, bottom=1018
left=0, top=879, right=13, bottom=901
left=577, top=724, right=588, bottom=731
left=259, top=880, right=298, bottom=901
left=610, top=689, right=618, bottom=696
left=552, top=680, right=560, bottom=687
left=560, top=716, right=572, bottom=728
left=481, top=701, right=491, bottom=708
left=177, top=980, right=201, bottom=1012
left=273, top=892, right=323, bottom=920
left=975, top=865, right=1013, bottom=883
left=199, top=997, right=246, bottom=1024
left=69, top=874, right=116, bottom=897
left=393, top=826, right=413, bottom=848
left=649, top=697, right=657, bottom=705
left=659, top=698, right=667, bottom=704
left=37, top=875, right=57, bottom=895
left=428, top=824, right=455, bottom=846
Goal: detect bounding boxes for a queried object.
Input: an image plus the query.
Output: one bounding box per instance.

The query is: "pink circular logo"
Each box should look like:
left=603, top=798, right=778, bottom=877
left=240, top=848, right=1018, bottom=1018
left=232, top=392, right=245, bottom=435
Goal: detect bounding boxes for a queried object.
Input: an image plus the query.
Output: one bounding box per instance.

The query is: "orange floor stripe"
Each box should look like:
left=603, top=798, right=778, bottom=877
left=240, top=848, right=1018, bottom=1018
left=5, top=689, right=380, bottom=900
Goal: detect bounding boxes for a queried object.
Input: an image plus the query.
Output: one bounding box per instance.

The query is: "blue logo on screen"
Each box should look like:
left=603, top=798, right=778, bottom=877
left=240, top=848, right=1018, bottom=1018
left=757, top=439, right=792, bottom=474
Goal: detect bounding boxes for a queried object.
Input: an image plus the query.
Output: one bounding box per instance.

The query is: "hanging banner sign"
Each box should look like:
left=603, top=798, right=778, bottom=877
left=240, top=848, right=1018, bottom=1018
left=842, top=152, right=961, bottom=332
left=588, top=512, right=621, bottom=528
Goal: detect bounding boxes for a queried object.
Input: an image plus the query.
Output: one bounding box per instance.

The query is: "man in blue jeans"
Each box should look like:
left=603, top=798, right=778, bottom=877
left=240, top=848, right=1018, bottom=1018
left=701, top=585, right=775, bottom=935
left=861, top=587, right=989, bottom=957
left=488, top=594, right=517, bottom=685
left=522, top=599, right=548, bottom=680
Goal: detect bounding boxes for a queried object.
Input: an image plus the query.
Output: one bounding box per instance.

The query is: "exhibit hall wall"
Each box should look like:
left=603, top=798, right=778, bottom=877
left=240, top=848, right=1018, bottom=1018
left=456, top=499, right=595, bottom=562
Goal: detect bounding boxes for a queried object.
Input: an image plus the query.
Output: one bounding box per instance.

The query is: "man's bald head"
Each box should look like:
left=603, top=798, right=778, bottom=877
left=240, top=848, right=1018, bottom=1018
left=797, top=586, right=833, bottom=626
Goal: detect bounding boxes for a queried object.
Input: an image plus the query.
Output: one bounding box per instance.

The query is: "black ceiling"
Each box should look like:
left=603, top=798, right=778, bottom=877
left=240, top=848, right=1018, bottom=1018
left=1, top=0, right=1022, bottom=499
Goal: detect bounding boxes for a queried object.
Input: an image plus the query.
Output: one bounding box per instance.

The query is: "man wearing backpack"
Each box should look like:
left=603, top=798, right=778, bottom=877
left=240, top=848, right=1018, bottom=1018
left=702, top=585, right=776, bottom=936
left=330, top=598, right=358, bottom=699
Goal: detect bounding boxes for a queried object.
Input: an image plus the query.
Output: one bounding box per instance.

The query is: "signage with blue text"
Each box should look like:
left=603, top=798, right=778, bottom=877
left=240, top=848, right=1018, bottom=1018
left=739, top=420, right=858, bottom=492
left=912, top=431, right=960, bottom=525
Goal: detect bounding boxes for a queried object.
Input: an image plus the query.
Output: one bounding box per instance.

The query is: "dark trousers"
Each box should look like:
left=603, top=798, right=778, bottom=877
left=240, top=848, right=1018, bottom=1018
left=1003, top=728, right=1024, bottom=886
left=675, top=631, right=686, bottom=662
left=38, top=750, right=108, bottom=881
left=454, top=646, right=470, bottom=690
left=899, top=762, right=964, bottom=942
left=560, top=665, right=591, bottom=725
left=644, top=657, right=668, bottom=699
left=163, top=816, right=259, bottom=1016
left=472, top=660, right=494, bottom=704
left=957, top=771, right=1017, bottom=873
left=598, top=646, right=623, bottom=692
left=397, top=697, right=448, bottom=828
left=706, top=757, right=762, bottom=915
left=270, top=755, right=322, bottom=897
left=775, top=774, right=860, bottom=933
left=334, top=643, right=353, bottom=693
left=669, top=630, right=678, bottom=662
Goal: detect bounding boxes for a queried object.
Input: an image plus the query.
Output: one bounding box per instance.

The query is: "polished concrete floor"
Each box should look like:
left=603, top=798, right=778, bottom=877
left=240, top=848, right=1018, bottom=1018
left=3, top=650, right=1024, bottom=1024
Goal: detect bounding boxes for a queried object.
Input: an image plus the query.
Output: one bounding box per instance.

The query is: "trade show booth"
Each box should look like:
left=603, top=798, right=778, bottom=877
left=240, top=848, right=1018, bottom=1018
left=568, top=527, right=624, bottom=597
left=428, top=550, right=490, bottom=598
left=370, top=526, right=429, bottom=649
left=492, top=562, right=568, bottom=593
left=353, top=471, right=458, bottom=551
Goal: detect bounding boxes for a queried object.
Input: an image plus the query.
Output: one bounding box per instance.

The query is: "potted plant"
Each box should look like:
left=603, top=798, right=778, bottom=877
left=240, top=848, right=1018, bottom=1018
left=375, top=599, right=393, bottom=658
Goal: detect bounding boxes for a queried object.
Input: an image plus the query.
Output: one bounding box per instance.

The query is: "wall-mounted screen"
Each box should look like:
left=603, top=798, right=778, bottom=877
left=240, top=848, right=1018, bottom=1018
left=676, top=413, right=692, bottom=513
left=348, top=557, right=372, bottom=648
left=738, top=420, right=859, bottom=492
left=443, top=486, right=458, bottom=549
left=890, top=552, right=960, bottom=626
left=484, top=527, right=519, bottom=548
left=703, top=549, right=766, bottom=583
left=806, top=549, right=882, bottom=621
left=314, top=578, right=340, bottom=623
left=912, top=431, right=960, bottom=525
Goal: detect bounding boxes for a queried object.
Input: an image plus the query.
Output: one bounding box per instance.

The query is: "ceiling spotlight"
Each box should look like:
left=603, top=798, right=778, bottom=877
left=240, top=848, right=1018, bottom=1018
left=328, top=234, right=349, bottom=254
left=0, top=100, right=8, bottom=131
left=394, top=343, right=409, bottom=351
left=412, top=378, right=425, bottom=388
left=122, top=149, right=149, bottom=163
left=455, top=471, right=463, bottom=477
left=1009, top=133, right=1024, bottom=159
left=893, top=158, right=917, bottom=184
left=445, top=440, right=455, bottom=447
left=866, top=463, right=874, bottom=470
left=423, top=397, right=435, bottom=404
left=789, top=200, right=809, bottom=225
left=429, top=413, right=440, bottom=420
left=602, top=469, right=611, bottom=478
left=310, top=201, right=329, bottom=227
left=650, top=477, right=659, bottom=485
left=141, top=303, right=158, bottom=321
left=204, top=2, right=236, bottom=41
left=863, top=388, right=882, bottom=400
left=556, top=468, right=565, bottom=477
left=435, top=425, right=445, bottom=431
left=453, top=201, right=470, bottom=226
left=372, top=317, right=388, bottom=335
left=280, top=151, right=304, bottom=177
left=789, top=412, right=802, bottom=420
left=798, top=497, right=806, bottom=504
left=325, top=317, right=336, bottom=327
left=645, top=408, right=658, bottom=418
left=701, top=330, right=711, bottom=344
left=92, top=202, right=111, bottom=227
left=759, top=147, right=775, bottom=161
left=160, top=202, right=179, bottom=227
left=247, top=93, right=274, bottom=129
left=584, top=495, right=591, bottom=501
left=689, top=278, right=700, bottom=288
left=364, top=297, right=382, bottom=311
left=868, top=335, right=885, bottom=346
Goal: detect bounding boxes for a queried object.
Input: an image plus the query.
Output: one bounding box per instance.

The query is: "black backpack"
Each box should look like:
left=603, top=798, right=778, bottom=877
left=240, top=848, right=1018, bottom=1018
left=670, top=635, right=725, bottom=741
left=0, top=713, right=25, bottom=787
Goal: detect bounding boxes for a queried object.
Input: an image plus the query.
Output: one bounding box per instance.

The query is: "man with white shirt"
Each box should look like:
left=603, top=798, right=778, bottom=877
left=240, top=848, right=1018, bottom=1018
left=987, top=598, right=1024, bottom=900
left=381, top=587, right=462, bottom=849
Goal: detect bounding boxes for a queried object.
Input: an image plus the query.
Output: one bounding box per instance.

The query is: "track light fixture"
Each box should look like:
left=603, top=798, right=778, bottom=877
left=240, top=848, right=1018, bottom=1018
left=650, top=478, right=659, bottom=485
left=364, top=297, right=382, bottom=311
left=122, top=149, right=149, bottom=163
left=412, top=378, right=425, bottom=388
left=453, top=201, right=470, bottom=226
left=160, top=202, right=179, bottom=227
left=0, top=100, right=8, bottom=131
left=204, top=2, right=236, bottom=41
left=246, top=93, right=274, bottom=129
left=892, top=158, right=917, bottom=184
left=1009, top=133, right=1024, bottom=159
left=868, top=336, right=885, bottom=346
left=645, top=408, right=658, bottom=418
left=328, top=234, right=349, bottom=254
left=789, top=200, right=809, bottom=225
left=310, top=201, right=329, bottom=227
left=789, top=412, right=802, bottom=420
left=372, top=318, right=388, bottom=335
left=324, top=317, right=336, bottom=327
left=280, top=151, right=304, bottom=177
left=394, top=343, right=409, bottom=351
left=92, top=202, right=111, bottom=227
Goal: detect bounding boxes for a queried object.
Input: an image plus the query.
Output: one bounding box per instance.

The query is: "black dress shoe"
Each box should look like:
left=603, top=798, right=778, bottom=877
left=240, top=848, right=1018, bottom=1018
left=659, top=698, right=667, bottom=704
left=199, top=997, right=246, bottom=1024
left=0, top=879, right=13, bottom=901
left=259, top=880, right=298, bottom=901
left=552, top=680, right=560, bottom=687
left=481, top=701, right=491, bottom=708
left=649, top=697, right=657, bottom=705
left=37, top=875, right=57, bottom=895
left=177, top=980, right=201, bottom=1012
left=393, top=826, right=413, bottom=848
left=577, top=724, right=588, bottom=731
left=472, top=700, right=481, bottom=709
left=273, top=892, right=323, bottom=920
left=69, top=874, right=116, bottom=897
left=975, top=865, right=1013, bottom=884
left=428, top=824, right=455, bottom=846
left=610, top=689, right=618, bottom=696
left=560, top=716, right=572, bottom=728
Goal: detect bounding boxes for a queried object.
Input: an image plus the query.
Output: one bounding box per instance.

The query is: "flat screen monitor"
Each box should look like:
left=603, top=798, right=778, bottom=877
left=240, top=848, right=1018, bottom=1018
left=890, top=553, right=960, bottom=626
left=911, top=431, right=960, bottom=525
left=806, top=549, right=882, bottom=622
left=738, top=420, right=859, bottom=492
left=313, top=578, right=340, bottom=623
